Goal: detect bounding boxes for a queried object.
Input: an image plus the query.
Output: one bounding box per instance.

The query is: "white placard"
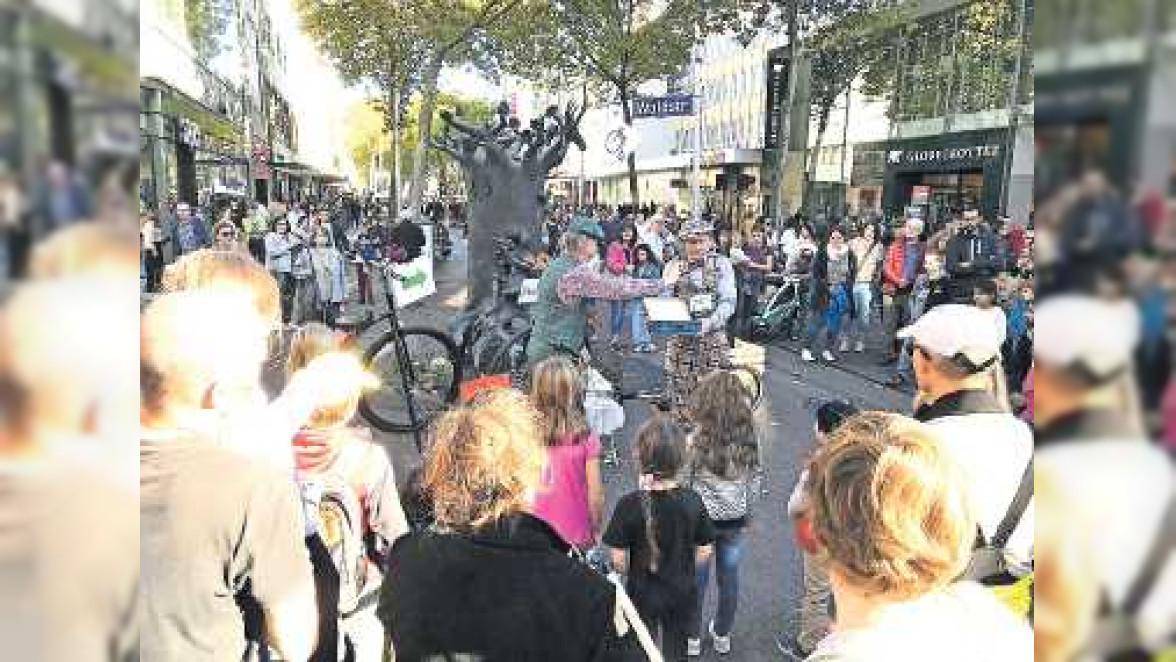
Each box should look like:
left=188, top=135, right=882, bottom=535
left=518, top=278, right=540, bottom=304
left=392, top=225, right=437, bottom=308
left=643, top=297, right=691, bottom=322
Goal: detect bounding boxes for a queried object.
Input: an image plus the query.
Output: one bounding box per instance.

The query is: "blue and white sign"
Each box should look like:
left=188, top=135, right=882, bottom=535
left=632, top=95, right=695, bottom=119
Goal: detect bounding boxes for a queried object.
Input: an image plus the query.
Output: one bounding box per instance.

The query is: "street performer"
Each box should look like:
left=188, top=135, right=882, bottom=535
left=526, top=216, right=665, bottom=366
left=661, top=216, right=737, bottom=412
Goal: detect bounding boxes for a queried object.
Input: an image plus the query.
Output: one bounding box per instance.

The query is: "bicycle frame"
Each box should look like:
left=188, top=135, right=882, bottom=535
left=349, top=259, right=427, bottom=452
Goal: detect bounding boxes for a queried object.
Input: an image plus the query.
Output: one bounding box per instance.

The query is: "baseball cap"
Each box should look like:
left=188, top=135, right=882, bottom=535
left=897, top=304, right=1006, bottom=371
left=1033, top=295, right=1139, bottom=382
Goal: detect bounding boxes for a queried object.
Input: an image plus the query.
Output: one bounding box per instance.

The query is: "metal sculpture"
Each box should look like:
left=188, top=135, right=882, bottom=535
left=432, top=100, right=587, bottom=317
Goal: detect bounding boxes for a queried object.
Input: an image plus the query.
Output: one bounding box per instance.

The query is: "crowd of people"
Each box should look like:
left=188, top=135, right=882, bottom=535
left=0, top=160, right=1157, bottom=662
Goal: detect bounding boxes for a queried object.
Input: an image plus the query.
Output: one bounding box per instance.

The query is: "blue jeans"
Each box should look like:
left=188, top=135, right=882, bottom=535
left=694, top=527, right=743, bottom=637
left=851, top=282, right=874, bottom=339
left=610, top=300, right=627, bottom=338
left=631, top=299, right=652, bottom=346
left=805, top=284, right=849, bottom=351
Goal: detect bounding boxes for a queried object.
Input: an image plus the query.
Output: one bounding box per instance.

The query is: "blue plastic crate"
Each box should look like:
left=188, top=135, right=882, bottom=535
left=649, top=320, right=702, bottom=336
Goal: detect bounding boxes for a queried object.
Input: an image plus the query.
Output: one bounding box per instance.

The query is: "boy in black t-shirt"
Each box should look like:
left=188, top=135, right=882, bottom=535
left=605, top=417, right=715, bottom=661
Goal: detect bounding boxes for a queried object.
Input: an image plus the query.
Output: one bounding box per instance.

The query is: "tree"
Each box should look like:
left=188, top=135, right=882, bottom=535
left=800, top=1, right=905, bottom=216
left=297, top=0, right=534, bottom=212
left=345, top=93, right=494, bottom=195
left=497, top=0, right=739, bottom=209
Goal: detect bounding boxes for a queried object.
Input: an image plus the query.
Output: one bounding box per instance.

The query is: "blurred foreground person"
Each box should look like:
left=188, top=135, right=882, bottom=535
left=1035, top=296, right=1176, bottom=658
left=159, top=248, right=340, bottom=471
left=286, top=324, right=409, bottom=662
left=28, top=222, right=139, bottom=280
left=805, top=413, right=1032, bottom=661
left=0, top=282, right=139, bottom=662
left=140, top=291, right=316, bottom=661
left=380, top=390, right=647, bottom=661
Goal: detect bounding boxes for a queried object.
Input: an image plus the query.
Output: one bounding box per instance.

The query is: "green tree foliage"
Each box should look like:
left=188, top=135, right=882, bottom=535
left=496, top=0, right=742, bottom=207
left=297, top=0, right=535, bottom=209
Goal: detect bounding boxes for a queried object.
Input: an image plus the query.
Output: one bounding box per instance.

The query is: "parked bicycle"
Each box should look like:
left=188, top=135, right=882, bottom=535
left=455, top=234, right=539, bottom=378
left=336, top=257, right=460, bottom=447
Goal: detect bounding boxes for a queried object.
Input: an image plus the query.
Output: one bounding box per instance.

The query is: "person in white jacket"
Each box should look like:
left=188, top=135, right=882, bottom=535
left=1034, top=295, right=1176, bottom=660
left=900, top=304, right=1034, bottom=578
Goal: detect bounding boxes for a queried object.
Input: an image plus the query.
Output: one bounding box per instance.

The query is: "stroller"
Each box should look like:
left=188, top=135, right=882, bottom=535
left=749, top=272, right=808, bottom=342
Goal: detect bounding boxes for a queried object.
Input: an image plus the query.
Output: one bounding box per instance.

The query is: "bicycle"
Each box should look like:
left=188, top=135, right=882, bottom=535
left=454, top=235, right=539, bottom=379
left=337, top=257, right=460, bottom=448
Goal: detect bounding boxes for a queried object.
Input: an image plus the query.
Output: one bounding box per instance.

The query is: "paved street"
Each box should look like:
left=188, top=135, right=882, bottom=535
left=372, top=238, right=910, bottom=660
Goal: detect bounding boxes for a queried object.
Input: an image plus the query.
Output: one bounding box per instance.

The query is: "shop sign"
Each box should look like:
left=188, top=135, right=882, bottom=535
left=886, top=144, right=1001, bottom=166
left=911, top=185, right=930, bottom=204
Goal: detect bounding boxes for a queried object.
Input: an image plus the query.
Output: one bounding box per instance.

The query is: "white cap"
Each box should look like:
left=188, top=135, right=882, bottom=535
left=1034, top=295, right=1139, bottom=379
left=897, top=304, right=1006, bottom=369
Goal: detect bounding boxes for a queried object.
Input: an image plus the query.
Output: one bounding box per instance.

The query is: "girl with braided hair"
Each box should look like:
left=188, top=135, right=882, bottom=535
left=604, top=417, right=715, bottom=661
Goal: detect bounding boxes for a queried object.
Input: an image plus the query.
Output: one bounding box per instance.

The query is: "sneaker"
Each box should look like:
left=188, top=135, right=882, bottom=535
left=775, top=634, right=811, bottom=661
left=854, top=340, right=865, bottom=353
left=837, top=337, right=850, bottom=353
left=822, top=350, right=836, bottom=362
left=801, top=348, right=815, bottom=362
left=710, top=621, right=732, bottom=655
left=687, top=637, right=702, bottom=657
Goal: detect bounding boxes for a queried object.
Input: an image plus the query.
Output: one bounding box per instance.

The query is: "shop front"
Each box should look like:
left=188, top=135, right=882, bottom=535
left=141, top=78, right=249, bottom=210
left=1034, top=65, right=1145, bottom=199
left=881, top=128, right=1009, bottom=224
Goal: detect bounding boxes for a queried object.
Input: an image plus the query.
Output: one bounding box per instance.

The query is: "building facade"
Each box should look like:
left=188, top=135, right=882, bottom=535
left=1035, top=0, right=1176, bottom=200
left=874, top=0, right=1033, bottom=224
left=0, top=0, right=137, bottom=187
left=140, top=0, right=301, bottom=210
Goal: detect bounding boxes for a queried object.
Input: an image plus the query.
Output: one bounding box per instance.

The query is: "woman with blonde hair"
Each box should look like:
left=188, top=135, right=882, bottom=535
left=805, top=412, right=1031, bottom=661
left=379, top=389, right=647, bottom=661
left=529, top=356, right=605, bottom=550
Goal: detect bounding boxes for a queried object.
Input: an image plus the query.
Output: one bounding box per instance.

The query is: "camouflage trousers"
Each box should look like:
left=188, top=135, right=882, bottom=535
left=664, top=331, right=729, bottom=413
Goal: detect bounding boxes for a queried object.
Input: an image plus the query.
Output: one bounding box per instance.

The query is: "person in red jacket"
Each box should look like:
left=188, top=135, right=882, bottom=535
left=880, top=217, right=925, bottom=364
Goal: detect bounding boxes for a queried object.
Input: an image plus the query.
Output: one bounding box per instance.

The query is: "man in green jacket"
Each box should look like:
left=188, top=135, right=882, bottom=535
left=525, top=216, right=664, bottom=367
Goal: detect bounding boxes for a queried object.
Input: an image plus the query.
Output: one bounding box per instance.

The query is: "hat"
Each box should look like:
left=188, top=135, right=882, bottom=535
left=1033, top=295, right=1139, bottom=381
left=569, top=215, right=604, bottom=240
left=680, top=216, right=714, bottom=237
left=897, top=304, right=1006, bottom=370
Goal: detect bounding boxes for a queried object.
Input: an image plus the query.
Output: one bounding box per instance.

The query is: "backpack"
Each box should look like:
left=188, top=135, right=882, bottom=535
left=300, top=445, right=373, bottom=615
left=960, top=457, right=1033, bottom=584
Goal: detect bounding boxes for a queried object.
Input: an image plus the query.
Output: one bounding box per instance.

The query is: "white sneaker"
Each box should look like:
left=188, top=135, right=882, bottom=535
left=710, top=621, right=732, bottom=655
left=801, top=349, right=815, bottom=362
left=822, top=350, right=836, bottom=362
left=854, top=340, right=865, bottom=353
left=837, top=337, right=850, bottom=353
left=687, top=637, right=702, bottom=657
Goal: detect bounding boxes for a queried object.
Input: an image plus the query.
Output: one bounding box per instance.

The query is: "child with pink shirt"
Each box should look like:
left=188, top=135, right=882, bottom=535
left=529, top=356, right=605, bottom=549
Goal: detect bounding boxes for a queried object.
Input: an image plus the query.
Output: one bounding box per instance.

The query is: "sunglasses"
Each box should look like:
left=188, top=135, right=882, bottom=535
left=219, top=230, right=236, bottom=237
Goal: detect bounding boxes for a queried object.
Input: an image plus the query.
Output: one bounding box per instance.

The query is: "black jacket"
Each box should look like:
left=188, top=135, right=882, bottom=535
left=379, top=513, right=644, bottom=662
left=945, top=225, right=1000, bottom=279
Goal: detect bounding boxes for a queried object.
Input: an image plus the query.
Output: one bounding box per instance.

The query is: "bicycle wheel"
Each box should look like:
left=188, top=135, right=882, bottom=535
left=727, top=365, right=763, bottom=411
left=359, top=327, right=460, bottom=434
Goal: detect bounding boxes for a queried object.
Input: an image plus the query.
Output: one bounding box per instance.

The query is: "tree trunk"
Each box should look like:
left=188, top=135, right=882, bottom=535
left=619, top=90, right=640, bottom=210
left=388, top=88, right=402, bottom=211
left=405, top=56, right=443, bottom=216
left=804, top=105, right=831, bottom=222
